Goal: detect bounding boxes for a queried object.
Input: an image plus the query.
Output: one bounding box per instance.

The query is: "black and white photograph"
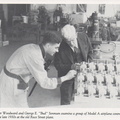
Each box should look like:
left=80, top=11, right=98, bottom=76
left=0, top=1, right=120, bottom=119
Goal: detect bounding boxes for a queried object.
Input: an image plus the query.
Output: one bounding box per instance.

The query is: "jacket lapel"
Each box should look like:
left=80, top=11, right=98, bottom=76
left=61, top=41, right=74, bottom=64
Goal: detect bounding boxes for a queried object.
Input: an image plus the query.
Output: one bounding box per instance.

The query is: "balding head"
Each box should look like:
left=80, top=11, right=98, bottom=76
left=61, top=24, right=78, bottom=48
left=61, top=24, right=77, bottom=41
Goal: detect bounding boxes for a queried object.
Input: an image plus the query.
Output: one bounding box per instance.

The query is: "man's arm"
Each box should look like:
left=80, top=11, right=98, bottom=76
left=24, top=51, right=76, bottom=89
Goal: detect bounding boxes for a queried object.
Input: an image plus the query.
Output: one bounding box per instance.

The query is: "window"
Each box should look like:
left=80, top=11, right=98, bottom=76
left=76, top=4, right=87, bottom=13
left=99, top=4, right=105, bottom=14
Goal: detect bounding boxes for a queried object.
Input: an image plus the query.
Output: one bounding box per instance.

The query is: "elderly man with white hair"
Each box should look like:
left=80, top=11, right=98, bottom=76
left=54, top=24, right=93, bottom=105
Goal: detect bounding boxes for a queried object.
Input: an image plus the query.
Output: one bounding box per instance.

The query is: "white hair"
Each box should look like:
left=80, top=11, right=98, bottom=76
left=61, top=24, right=77, bottom=41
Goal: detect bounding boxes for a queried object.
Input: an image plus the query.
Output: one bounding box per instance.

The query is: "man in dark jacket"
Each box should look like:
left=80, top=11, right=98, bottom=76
left=54, top=24, right=93, bottom=105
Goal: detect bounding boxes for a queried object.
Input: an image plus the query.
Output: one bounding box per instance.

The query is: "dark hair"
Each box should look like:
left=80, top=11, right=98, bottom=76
left=42, top=31, right=62, bottom=45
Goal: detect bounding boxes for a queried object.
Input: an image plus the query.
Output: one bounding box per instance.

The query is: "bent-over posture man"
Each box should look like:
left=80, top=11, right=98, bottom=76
left=0, top=31, right=77, bottom=108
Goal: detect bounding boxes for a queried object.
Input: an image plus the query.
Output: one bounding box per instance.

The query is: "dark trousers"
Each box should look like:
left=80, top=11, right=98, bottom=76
left=60, top=79, right=74, bottom=105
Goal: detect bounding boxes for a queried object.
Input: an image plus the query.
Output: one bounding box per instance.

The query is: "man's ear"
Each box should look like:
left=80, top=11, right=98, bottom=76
left=46, top=43, right=50, bottom=48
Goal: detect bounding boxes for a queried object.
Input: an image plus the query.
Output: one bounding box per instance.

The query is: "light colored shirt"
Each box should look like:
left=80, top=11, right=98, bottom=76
left=0, top=44, right=58, bottom=108
left=6, top=43, right=58, bottom=89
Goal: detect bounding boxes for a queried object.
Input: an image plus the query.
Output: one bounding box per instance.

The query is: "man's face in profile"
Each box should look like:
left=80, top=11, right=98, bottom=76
left=47, top=43, right=60, bottom=56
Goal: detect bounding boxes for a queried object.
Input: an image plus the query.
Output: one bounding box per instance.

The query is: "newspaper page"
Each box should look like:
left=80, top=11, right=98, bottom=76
left=0, top=0, right=120, bottom=120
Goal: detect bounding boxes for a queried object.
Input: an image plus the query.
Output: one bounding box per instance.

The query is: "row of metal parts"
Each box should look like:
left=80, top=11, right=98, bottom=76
left=75, top=62, right=120, bottom=99
left=79, top=61, right=120, bottom=73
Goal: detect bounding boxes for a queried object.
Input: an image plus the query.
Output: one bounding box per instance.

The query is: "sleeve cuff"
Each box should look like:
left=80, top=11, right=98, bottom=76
left=57, top=78, right=62, bottom=87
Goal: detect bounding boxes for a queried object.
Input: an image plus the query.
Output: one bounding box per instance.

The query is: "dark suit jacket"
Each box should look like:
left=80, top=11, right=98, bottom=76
left=54, top=32, right=93, bottom=77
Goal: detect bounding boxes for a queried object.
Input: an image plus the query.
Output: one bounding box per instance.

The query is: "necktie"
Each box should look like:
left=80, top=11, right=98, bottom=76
left=73, top=47, right=78, bottom=63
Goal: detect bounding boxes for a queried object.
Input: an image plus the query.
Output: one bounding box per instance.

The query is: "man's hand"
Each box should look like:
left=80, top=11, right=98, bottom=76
left=61, top=70, right=77, bottom=82
left=71, top=63, right=81, bottom=70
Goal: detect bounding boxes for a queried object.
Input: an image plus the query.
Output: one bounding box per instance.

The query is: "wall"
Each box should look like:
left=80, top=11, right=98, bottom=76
left=30, top=4, right=120, bottom=24
left=86, top=4, right=120, bottom=18
left=2, top=4, right=120, bottom=23
left=30, top=4, right=76, bottom=23
left=86, top=4, right=99, bottom=18
left=3, top=4, right=8, bottom=21
left=30, top=4, right=76, bottom=13
left=104, top=4, right=120, bottom=17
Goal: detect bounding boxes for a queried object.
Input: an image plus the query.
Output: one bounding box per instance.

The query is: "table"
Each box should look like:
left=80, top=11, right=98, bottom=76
left=71, top=41, right=120, bottom=108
